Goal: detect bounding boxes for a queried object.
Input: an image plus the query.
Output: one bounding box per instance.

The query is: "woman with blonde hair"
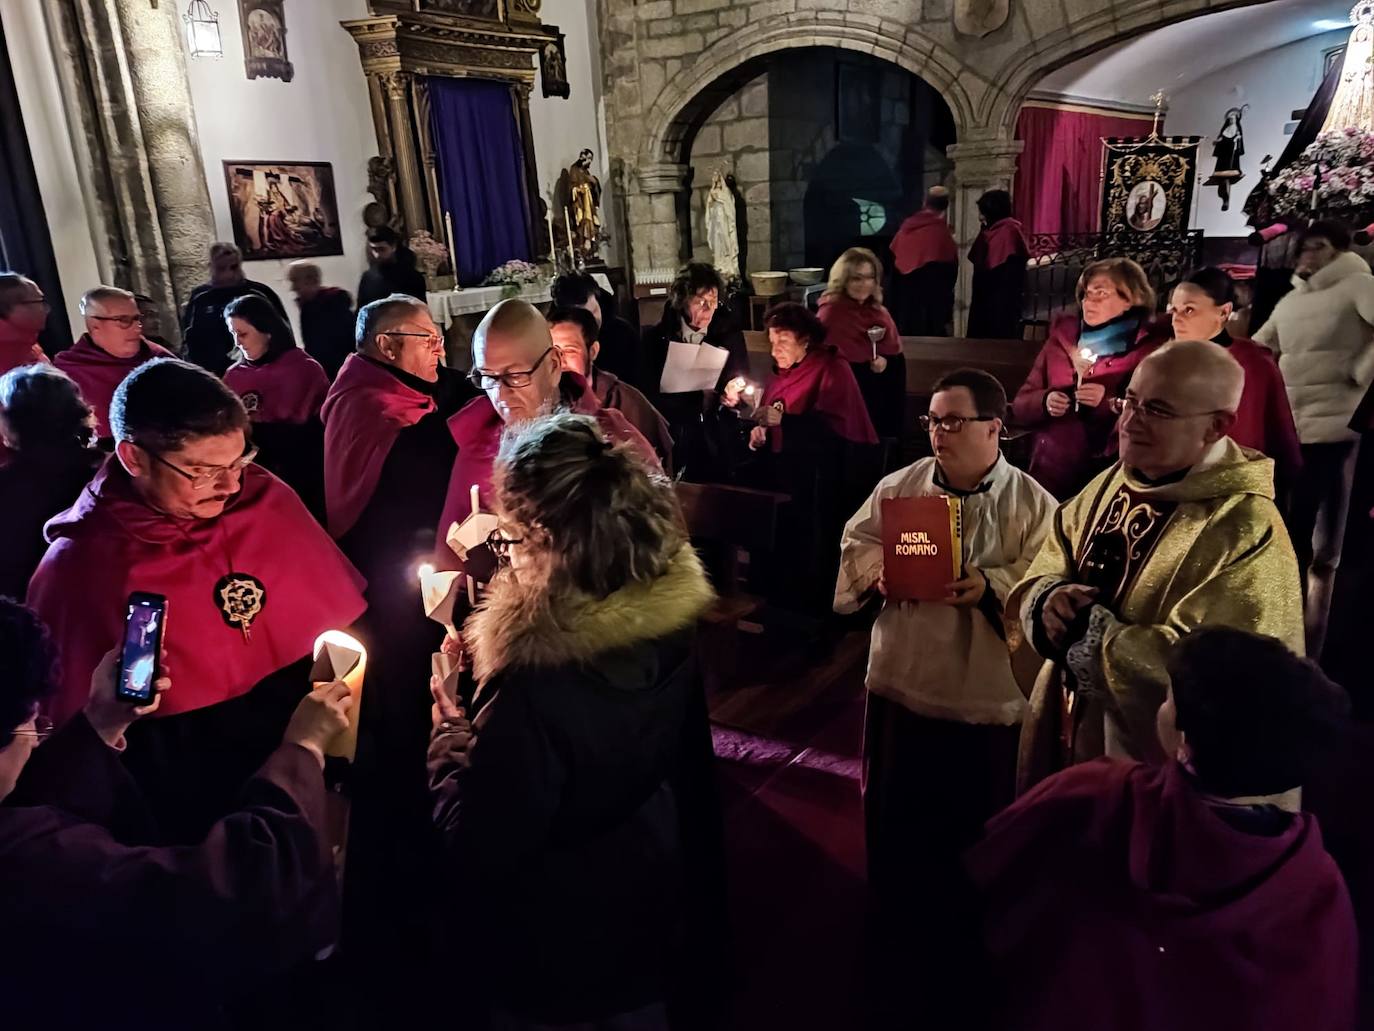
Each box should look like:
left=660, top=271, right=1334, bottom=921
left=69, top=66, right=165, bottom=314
left=818, top=246, right=905, bottom=437
left=1011, top=256, right=1169, bottom=498
left=428, top=412, right=723, bottom=1029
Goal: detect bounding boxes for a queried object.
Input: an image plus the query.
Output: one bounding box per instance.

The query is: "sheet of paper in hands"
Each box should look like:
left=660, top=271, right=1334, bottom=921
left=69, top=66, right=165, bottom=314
left=311, top=630, right=367, bottom=761
left=659, top=340, right=729, bottom=394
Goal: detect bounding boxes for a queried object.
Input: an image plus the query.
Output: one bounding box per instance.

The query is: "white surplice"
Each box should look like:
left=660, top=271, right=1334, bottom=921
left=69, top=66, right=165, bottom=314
left=835, top=455, right=1057, bottom=725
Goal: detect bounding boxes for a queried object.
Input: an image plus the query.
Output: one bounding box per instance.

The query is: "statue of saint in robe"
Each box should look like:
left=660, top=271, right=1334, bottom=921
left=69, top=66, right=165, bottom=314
left=705, top=170, right=739, bottom=280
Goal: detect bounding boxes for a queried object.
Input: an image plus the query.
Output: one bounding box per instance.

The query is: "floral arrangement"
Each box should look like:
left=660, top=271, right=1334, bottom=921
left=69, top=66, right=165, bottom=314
left=409, top=230, right=449, bottom=274
left=1246, top=128, right=1374, bottom=226
left=482, top=259, right=543, bottom=289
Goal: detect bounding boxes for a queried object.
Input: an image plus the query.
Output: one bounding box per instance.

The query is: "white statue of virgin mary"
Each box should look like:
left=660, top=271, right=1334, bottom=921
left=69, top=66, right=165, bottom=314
left=705, top=170, right=740, bottom=279
left=1323, top=2, right=1374, bottom=134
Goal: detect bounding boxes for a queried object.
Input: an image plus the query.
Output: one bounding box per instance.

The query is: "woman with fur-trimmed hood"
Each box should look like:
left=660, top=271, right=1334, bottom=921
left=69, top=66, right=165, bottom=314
left=427, top=412, right=723, bottom=1029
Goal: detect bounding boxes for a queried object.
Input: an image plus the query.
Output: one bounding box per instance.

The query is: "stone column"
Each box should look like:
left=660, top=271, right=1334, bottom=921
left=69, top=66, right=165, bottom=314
left=632, top=161, right=690, bottom=278
left=382, top=71, right=429, bottom=235
left=45, top=0, right=217, bottom=336
left=947, top=136, right=1023, bottom=335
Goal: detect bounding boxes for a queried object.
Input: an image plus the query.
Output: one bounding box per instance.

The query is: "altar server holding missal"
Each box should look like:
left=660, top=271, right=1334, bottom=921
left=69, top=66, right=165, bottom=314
left=835, top=368, right=1055, bottom=1021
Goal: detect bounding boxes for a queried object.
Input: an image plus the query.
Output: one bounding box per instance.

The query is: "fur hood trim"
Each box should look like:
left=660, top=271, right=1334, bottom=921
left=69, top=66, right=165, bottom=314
left=466, top=544, right=715, bottom=684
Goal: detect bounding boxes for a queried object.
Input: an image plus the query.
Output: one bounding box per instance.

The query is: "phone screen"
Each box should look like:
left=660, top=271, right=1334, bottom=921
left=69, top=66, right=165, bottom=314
left=116, top=594, right=166, bottom=703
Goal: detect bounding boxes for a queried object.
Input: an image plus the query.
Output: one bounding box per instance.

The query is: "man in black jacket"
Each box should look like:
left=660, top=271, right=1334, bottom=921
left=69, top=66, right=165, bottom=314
left=356, top=225, right=428, bottom=308
left=288, top=261, right=354, bottom=380
left=180, top=242, right=289, bottom=376
left=551, top=271, right=643, bottom=386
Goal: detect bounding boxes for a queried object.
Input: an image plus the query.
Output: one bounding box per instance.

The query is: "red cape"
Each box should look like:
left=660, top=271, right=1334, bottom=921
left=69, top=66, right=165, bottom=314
left=53, top=335, right=173, bottom=438
left=890, top=209, right=958, bottom=274
left=969, top=217, right=1029, bottom=271
left=1221, top=336, right=1303, bottom=482
left=321, top=353, right=436, bottom=539
left=966, top=760, right=1358, bottom=1031
left=27, top=459, right=367, bottom=725
left=759, top=346, right=878, bottom=453
left=0, top=320, right=44, bottom=376
left=434, top=371, right=661, bottom=568
left=225, top=347, right=329, bottom=425
left=816, top=294, right=902, bottom=361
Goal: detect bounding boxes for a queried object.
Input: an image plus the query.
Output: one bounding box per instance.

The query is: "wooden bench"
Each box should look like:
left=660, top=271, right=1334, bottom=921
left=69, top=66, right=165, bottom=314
left=674, top=481, right=790, bottom=690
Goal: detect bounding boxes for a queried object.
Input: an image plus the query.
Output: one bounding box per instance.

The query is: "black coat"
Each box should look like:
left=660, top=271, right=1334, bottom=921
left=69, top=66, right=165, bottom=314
left=428, top=546, right=724, bottom=1025
left=0, top=445, right=102, bottom=600
left=299, top=287, right=356, bottom=381
left=356, top=249, right=428, bottom=309
left=181, top=280, right=289, bottom=376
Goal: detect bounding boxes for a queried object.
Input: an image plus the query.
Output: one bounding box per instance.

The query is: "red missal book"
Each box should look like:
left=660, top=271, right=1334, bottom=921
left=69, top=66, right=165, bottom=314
left=880, top=495, right=963, bottom=602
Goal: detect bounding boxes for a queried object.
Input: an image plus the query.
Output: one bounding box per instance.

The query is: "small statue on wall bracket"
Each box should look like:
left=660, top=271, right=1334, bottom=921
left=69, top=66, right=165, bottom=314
left=540, top=34, right=571, bottom=99
left=1203, top=105, right=1247, bottom=211
left=558, top=149, right=603, bottom=264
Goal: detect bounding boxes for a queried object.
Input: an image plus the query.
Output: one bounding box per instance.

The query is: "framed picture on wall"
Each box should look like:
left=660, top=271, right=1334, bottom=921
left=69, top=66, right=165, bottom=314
left=540, top=33, right=570, bottom=99
left=222, top=161, right=343, bottom=260
left=1099, top=136, right=1201, bottom=236
left=836, top=63, right=881, bottom=143
left=238, top=0, right=294, bottom=82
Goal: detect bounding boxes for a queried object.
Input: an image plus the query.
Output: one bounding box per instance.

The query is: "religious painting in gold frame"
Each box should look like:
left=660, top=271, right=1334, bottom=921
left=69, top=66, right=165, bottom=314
left=1099, top=136, right=1201, bottom=236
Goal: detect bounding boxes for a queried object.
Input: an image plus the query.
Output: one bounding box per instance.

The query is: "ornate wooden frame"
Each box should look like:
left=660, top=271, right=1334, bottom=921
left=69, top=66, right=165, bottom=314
left=342, top=1, right=557, bottom=258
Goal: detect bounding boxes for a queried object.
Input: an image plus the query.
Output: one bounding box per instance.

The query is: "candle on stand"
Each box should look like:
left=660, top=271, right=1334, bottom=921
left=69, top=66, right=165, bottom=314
left=311, top=630, right=368, bottom=761
left=563, top=206, right=576, bottom=266
left=444, top=211, right=458, bottom=280
left=545, top=209, right=557, bottom=264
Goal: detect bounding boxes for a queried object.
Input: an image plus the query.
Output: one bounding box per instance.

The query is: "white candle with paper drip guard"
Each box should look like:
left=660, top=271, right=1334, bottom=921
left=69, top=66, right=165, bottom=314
left=563, top=206, right=577, bottom=267
left=310, top=631, right=367, bottom=762
left=867, top=325, right=886, bottom=361
left=418, top=562, right=465, bottom=703
left=1074, top=347, right=1096, bottom=412
left=444, top=483, right=501, bottom=609
left=727, top=376, right=758, bottom=415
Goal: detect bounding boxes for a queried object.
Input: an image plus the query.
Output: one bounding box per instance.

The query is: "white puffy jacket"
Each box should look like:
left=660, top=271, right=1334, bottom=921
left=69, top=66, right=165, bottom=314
left=1254, top=249, right=1374, bottom=442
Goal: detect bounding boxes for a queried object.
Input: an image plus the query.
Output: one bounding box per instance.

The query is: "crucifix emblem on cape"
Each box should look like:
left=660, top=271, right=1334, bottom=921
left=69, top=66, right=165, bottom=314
left=215, top=572, right=267, bottom=641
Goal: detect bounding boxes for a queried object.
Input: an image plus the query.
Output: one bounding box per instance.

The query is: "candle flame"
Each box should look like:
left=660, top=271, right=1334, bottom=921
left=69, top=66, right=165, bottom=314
left=1080, top=347, right=1095, bottom=360
left=313, top=629, right=366, bottom=660
left=417, top=563, right=435, bottom=580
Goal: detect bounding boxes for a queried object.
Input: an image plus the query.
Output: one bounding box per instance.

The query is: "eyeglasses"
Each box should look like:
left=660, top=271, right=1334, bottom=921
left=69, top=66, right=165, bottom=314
left=486, top=528, right=524, bottom=564
left=687, top=294, right=719, bottom=313
left=919, top=414, right=996, bottom=433
left=1083, top=287, right=1123, bottom=302
left=379, top=330, right=444, bottom=349
left=10, top=715, right=54, bottom=743
left=469, top=347, right=555, bottom=391
left=16, top=298, right=50, bottom=309
left=139, top=443, right=259, bottom=490
left=90, top=314, right=145, bottom=328
left=1110, top=396, right=1228, bottom=422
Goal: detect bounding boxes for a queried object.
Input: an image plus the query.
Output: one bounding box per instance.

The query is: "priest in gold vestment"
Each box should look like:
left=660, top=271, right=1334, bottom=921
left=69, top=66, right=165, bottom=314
left=1009, top=339, right=1304, bottom=791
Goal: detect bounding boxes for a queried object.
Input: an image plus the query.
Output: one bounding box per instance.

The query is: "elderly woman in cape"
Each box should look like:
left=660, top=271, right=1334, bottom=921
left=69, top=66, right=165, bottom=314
left=427, top=413, right=724, bottom=1030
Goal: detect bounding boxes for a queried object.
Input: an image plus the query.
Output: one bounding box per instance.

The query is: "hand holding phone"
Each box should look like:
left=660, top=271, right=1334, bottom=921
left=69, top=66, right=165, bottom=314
left=85, top=647, right=170, bottom=750
left=116, top=592, right=168, bottom=704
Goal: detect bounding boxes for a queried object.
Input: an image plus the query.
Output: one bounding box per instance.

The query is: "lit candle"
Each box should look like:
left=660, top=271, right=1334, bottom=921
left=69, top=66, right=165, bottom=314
left=417, top=562, right=462, bottom=641
left=312, top=630, right=367, bottom=761
left=1075, top=348, right=1095, bottom=411
left=867, top=325, right=885, bottom=361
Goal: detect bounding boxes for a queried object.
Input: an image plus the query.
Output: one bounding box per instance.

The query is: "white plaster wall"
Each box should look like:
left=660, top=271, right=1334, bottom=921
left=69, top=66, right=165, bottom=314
left=1165, top=30, right=1347, bottom=237
left=528, top=0, right=614, bottom=263
left=1, top=0, right=103, bottom=338
left=182, top=0, right=376, bottom=339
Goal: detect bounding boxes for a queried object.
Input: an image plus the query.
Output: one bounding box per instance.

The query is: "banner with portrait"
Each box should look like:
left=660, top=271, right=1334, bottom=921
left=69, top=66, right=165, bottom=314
left=1099, top=135, right=1202, bottom=236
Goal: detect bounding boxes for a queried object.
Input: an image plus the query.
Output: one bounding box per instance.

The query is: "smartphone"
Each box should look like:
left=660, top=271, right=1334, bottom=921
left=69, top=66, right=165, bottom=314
left=115, top=592, right=168, bottom=704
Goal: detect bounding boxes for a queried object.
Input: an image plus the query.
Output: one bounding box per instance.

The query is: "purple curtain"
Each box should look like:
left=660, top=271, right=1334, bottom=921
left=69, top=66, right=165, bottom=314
left=428, top=77, right=531, bottom=285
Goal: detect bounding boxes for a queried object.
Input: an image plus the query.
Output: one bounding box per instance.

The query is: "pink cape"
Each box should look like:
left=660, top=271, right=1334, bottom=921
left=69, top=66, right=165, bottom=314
left=321, top=353, right=437, bottom=539
left=27, top=459, right=367, bottom=725
left=969, top=217, right=1029, bottom=271
left=816, top=294, right=902, bottom=362
left=759, top=345, right=878, bottom=453
left=1218, top=336, right=1303, bottom=483
left=0, top=320, right=45, bottom=376
left=53, top=334, right=173, bottom=438
left=224, top=347, right=329, bottom=425
left=966, top=759, right=1358, bottom=1031
left=890, top=209, right=958, bottom=274
left=434, top=371, right=661, bottom=568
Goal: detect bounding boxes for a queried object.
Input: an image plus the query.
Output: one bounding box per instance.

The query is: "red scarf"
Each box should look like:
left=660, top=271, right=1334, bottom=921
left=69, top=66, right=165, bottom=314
left=759, top=346, right=878, bottom=453
left=970, top=217, right=1029, bottom=271
left=816, top=294, right=902, bottom=361
left=890, top=209, right=958, bottom=273
left=53, top=334, right=173, bottom=438
left=0, top=319, right=44, bottom=376
left=321, top=353, right=436, bottom=539
left=225, top=347, right=330, bottom=425
left=27, top=459, right=367, bottom=725
left=434, top=372, right=660, bottom=567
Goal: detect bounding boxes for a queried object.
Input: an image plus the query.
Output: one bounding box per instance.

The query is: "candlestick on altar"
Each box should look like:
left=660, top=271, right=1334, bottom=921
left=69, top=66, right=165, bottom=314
left=444, top=211, right=458, bottom=279
left=563, top=205, right=576, bottom=266
left=545, top=210, right=557, bottom=264
left=311, top=630, right=367, bottom=761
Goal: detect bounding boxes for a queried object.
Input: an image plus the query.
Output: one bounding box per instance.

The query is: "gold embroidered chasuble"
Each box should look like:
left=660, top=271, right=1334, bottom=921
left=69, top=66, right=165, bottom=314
left=1008, top=438, right=1304, bottom=793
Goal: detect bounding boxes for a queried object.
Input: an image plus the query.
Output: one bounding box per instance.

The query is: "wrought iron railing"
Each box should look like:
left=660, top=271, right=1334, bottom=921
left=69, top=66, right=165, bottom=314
left=1021, top=230, right=1204, bottom=337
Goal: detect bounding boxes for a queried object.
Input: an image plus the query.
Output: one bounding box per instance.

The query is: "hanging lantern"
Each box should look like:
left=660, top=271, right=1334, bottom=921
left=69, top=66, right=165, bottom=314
left=183, top=0, right=223, bottom=58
